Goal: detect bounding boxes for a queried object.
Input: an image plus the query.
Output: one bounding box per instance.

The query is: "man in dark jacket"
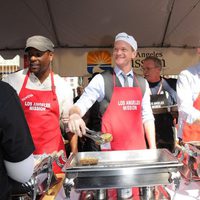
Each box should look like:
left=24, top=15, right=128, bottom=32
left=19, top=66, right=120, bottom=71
left=142, top=56, right=177, bottom=152
left=0, top=81, right=35, bottom=199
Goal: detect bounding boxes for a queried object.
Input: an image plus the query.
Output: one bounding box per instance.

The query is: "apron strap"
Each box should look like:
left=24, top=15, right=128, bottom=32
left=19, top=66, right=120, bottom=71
left=50, top=71, right=57, bottom=101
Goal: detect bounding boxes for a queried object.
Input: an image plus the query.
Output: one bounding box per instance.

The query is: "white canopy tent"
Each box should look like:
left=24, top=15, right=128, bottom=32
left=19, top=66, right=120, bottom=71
left=0, top=0, right=200, bottom=76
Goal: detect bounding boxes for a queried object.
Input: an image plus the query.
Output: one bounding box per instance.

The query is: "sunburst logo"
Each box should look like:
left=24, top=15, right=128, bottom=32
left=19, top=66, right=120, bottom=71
left=87, top=50, right=112, bottom=74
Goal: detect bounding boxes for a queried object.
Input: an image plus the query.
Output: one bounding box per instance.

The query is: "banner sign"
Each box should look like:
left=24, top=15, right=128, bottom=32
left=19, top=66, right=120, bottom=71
left=1, top=48, right=199, bottom=77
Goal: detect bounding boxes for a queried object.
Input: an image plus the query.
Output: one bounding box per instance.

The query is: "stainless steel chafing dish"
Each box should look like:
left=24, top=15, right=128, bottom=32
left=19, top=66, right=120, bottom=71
left=63, top=149, right=182, bottom=191
left=11, top=150, right=66, bottom=200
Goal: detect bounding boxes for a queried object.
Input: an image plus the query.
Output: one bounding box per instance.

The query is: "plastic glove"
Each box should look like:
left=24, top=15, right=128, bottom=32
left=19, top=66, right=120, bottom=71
left=68, top=113, right=86, bottom=137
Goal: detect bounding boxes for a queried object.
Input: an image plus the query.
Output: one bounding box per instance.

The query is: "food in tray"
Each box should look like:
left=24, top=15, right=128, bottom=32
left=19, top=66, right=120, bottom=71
left=79, top=157, right=99, bottom=165
left=101, top=133, right=113, bottom=143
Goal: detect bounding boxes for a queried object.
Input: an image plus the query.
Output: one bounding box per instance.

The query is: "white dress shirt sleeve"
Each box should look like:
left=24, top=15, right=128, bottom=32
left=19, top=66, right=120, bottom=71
left=55, top=75, right=74, bottom=119
left=177, top=69, right=200, bottom=124
left=141, top=80, right=154, bottom=123
left=177, top=66, right=200, bottom=138
left=75, top=74, right=105, bottom=116
left=4, top=154, right=34, bottom=183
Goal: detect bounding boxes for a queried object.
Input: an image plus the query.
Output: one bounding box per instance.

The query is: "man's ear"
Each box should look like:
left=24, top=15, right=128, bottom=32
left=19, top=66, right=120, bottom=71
left=132, top=50, right=137, bottom=59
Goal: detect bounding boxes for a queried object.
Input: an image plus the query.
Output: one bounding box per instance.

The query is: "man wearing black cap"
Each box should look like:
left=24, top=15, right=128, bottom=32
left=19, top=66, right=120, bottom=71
left=3, top=35, right=77, bottom=173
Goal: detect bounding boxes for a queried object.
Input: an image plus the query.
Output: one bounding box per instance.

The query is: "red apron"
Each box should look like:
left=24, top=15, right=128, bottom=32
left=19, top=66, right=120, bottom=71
left=101, top=74, right=146, bottom=199
left=182, top=93, right=200, bottom=142
left=19, top=70, right=65, bottom=173
left=101, top=74, right=146, bottom=150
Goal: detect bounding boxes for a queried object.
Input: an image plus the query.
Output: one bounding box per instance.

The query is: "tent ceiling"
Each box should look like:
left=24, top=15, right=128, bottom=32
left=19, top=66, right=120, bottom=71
left=0, top=0, right=200, bottom=50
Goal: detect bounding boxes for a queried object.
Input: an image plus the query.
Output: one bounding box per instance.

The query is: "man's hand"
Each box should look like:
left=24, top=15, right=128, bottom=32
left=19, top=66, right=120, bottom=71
left=68, top=113, right=86, bottom=137
left=193, top=118, right=200, bottom=125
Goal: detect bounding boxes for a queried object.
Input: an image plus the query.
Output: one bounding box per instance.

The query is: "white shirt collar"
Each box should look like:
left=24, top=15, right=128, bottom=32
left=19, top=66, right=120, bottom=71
left=114, top=66, right=133, bottom=77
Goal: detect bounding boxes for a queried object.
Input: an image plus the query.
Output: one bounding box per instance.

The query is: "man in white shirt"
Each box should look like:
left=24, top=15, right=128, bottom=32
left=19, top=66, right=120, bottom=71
left=3, top=35, right=77, bottom=173
left=177, top=48, right=200, bottom=142
left=68, top=32, right=156, bottom=150
left=68, top=32, right=156, bottom=199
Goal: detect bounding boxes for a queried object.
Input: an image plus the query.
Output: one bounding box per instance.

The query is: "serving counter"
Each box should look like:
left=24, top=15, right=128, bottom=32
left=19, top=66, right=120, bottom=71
left=11, top=145, right=200, bottom=200
left=63, top=149, right=182, bottom=199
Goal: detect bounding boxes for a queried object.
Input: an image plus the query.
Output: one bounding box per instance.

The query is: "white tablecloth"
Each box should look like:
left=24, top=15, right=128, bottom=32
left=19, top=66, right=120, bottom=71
left=165, top=178, right=200, bottom=200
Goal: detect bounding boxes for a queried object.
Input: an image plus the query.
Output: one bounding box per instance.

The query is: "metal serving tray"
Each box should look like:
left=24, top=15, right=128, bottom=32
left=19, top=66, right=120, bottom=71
left=63, top=149, right=183, bottom=190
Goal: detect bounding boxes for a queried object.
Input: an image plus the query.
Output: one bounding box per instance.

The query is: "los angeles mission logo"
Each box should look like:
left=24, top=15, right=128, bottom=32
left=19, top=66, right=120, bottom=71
left=87, top=50, right=112, bottom=74
left=24, top=101, right=51, bottom=111
left=118, top=100, right=140, bottom=111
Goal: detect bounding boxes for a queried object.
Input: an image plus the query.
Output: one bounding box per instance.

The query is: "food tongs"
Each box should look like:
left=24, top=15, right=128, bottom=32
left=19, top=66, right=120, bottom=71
left=85, top=127, right=105, bottom=145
